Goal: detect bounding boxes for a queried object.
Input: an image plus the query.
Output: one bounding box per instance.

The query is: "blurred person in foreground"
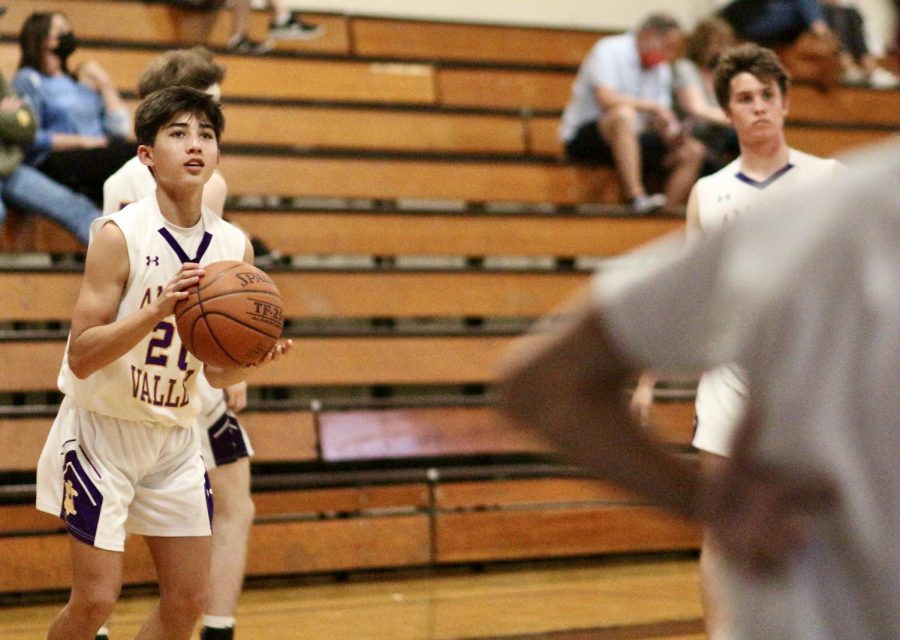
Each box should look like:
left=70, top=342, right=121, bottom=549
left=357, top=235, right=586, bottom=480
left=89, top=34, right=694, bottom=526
left=500, top=134, right=900, bottom=640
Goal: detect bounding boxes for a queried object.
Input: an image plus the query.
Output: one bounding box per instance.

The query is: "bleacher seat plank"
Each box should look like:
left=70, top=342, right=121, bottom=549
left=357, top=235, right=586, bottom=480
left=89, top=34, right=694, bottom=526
left=206, top=102, right=525, bottom=154
left=2, top=1, right=349, bottom=54
left=274, top=271, right=587, bottom=318
left=0, top=531, right=157, bottom=593
left=434, top=478, right=637, bottom=509
left=221, top=410, right=318, bottom=463
left=437, top=68, right=572, bottom=111
left=0, top=341, right=64, bottom=392
left=227, top=211, right=682, bottom=257
left=0, top=335, right=515, bottom=391
left=250, top=335, right=515, bottom=387
left=785, top=125, right=888, bottom=157
left=0, top=272, right=80, bottom=322
left=527, top=116, right=564, bottom=157
left=317, top=406, right=551, bottom=462
left=0, top=417, right=52, bottom=472
left=0, top=505, right=63, bottom=535
left=222, top=155, right=618, bottom=204
left=0, top=45, right=438, bottom=105
left=529, top=114, right=896, bottom=159
left=789, top=84, right=900, bottom=127
left=649, top=400, right=695, bottom=446
left=350, top=17, right=600, bottom=67
left=246, top=514, right=431, bottom=575
left=434, top=506, right=700, bottom=563
left=0, top=411, right=317, bottom=468
left=0, top=270, right=588, bottom=320
left=252, top=485, right=430, bottom=517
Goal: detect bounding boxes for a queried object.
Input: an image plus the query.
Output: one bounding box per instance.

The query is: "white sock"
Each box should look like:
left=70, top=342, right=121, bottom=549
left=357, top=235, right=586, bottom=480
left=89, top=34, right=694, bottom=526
left=203, top=615, right=235, bottom=629
left=273, top=11, right=290, bottom=25
left=96, top=625, right=110, bottom=637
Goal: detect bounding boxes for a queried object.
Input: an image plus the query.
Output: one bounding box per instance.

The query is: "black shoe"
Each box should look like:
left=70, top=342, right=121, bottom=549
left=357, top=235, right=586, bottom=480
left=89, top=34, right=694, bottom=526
left=269, top=13, right=324, bottom=40
left=200, top=627, right=234, bottom=640
left=225, top=35, right=273, bottom=55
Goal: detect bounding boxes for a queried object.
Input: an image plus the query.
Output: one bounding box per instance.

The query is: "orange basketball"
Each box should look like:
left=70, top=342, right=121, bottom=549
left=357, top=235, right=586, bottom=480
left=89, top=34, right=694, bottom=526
left=175, top=261, right=284, bottom=368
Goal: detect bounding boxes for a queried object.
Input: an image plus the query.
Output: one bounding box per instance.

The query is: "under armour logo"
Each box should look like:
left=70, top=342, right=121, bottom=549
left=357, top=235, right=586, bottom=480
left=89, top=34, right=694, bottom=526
left=146, top=256, right=160, bottom=266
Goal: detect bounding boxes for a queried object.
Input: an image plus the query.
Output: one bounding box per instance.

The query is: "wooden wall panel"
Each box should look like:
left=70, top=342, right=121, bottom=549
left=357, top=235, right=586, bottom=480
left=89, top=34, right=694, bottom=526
left=246, top=515, right=431, bottom=575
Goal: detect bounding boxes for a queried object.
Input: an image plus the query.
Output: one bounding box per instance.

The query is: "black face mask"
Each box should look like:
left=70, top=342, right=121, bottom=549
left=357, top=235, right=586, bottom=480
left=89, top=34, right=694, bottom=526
left=52, top=32, right=77, bottom=59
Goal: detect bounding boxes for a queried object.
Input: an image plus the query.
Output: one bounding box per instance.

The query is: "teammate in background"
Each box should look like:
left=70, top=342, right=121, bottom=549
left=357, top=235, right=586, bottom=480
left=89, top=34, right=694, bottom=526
left=36, top=86, right=292, bottom=640
left=631, top=43, right=841, bottom=638
left=102, top=48, right=253, bottom=640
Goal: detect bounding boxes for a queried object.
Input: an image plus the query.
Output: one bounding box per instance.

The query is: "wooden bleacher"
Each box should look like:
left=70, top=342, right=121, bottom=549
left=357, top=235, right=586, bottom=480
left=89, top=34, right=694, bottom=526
left=3, top=0, right=900, bottom=596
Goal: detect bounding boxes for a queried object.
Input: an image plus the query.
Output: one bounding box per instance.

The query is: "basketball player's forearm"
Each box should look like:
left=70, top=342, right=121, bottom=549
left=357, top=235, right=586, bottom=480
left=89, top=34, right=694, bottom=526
left=203, top=364, right=252, bottom=389
left=68, top=306, right=168, bottom=379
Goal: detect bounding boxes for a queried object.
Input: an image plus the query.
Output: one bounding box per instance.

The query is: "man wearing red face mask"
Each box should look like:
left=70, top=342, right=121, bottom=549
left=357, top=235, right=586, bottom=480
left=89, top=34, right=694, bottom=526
left=561, top=13, right=705, bottom=215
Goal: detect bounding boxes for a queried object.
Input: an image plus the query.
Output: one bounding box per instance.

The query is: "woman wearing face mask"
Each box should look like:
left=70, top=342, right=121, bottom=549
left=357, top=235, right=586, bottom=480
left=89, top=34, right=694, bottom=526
left=672, top=18, right=740, bottom=174
left=13, top=12, right=135, bottom=206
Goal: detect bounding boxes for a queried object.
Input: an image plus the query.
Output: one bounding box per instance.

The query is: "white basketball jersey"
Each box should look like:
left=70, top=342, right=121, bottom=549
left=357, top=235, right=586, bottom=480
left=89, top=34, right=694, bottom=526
left=102, top=157, right=156, bottom=215
left=58, top=196, right=247, bottom=428
left=693, top=148, right=840, bottom=456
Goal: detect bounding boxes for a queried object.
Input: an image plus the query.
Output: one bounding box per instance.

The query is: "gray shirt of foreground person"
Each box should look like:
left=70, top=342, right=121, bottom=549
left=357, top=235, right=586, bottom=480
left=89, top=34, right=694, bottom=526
left=595, top=139, right=900, bottom=640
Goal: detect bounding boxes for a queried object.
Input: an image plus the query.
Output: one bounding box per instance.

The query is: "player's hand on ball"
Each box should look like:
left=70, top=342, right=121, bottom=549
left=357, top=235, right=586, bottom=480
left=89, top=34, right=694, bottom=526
left=250, top=338, right=293, bottom=367
left=153, top=262, right=204, bottom=319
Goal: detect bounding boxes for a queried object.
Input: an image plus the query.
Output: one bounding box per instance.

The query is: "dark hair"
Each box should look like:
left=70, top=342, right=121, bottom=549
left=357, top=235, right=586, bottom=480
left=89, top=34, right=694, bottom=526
left=137, top=46, right=226, bottom=98
left=713, top=43, right=790, bottom=110
left=135, top=86, right=225, bottom=146
left=684, top=17, right=735, bottom=66
left=18, top=12, right=55, bottom=75
left=638, top=12, right=681, bottom=35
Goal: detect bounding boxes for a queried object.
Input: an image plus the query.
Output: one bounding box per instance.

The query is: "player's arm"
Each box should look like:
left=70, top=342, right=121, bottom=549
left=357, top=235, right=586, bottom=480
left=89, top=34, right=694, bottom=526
left=203, top=238, right=294, bottom=388
left=67, top=223, right=204, bottom=379
left=499, top=290, right=700, bottom=520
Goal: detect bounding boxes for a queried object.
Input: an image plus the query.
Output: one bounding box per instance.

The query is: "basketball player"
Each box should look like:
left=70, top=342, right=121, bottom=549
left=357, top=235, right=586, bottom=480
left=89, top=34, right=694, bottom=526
left=633, top=43, right=841, bottom=638
left=35, top=86, right=292, bottom=640
left=102, top=48, right=253, bottom=640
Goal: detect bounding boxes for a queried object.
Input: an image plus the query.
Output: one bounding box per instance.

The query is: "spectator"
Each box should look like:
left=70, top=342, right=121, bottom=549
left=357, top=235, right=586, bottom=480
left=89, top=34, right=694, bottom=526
left=560, top=13, right=706, bottom=215
left=821, top=0, right=899, bottom=87
left=0, top=8, right=99, bottom=245
left=718, top=0, right=841, bottom=86
left=226, top=0, right=323, bottom=54
left=673, top=18, right=740, bottom=173
left=13, top=11, right=136, bottom=206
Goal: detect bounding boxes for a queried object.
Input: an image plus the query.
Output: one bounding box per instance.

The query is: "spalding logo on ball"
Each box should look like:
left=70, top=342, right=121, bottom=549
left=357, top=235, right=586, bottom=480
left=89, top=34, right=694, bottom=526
left=175, top=261, right=284, bottom=368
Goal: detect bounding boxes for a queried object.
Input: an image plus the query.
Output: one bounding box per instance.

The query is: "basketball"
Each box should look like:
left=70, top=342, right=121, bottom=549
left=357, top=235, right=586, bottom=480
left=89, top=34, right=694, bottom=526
left=175, top=260, right=284, bottom=368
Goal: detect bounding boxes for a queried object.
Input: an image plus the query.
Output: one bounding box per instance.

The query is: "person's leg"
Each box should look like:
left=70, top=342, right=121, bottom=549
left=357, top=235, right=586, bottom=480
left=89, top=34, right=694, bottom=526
left=48, top=538, right=123, bottom=640
left=202, top=457, right=255, bottom=637
left=661, top=136, right=705, bottom=212
left=599, top=105, right=647, bottom=201
left=2, top=164, right=100, bottom=245
left=226, top=0, right=273, bottom=54
left=135, top=535, right=211, bottom=640
left=698, top=451, right=731, bottom=639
